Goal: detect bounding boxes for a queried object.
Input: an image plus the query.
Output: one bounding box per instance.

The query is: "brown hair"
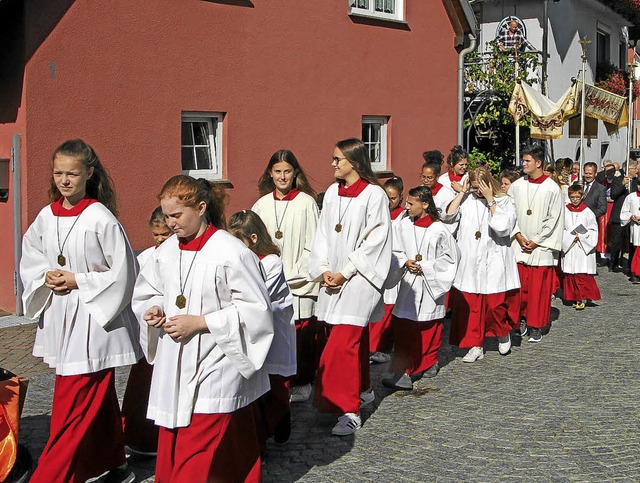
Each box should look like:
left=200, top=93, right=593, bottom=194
left=407, top=185, right=441, bottom=221
left=158, top=175, right=227, bottom=229
left=257, top=149, right=317, bottom=199
left=227, top=210, right=280, bottom=257
left=567, top=183, right=584, bottom=195
left=335, top=138, right=381, bottom=187
left=148, top=206, right=167, bottom=228
left=49, top=139, right=118, bottom=215
left=468, top=167, right=506, bottom=197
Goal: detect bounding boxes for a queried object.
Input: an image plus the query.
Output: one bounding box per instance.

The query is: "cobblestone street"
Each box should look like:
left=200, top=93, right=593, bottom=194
left=1, top=269, right=638, bottom=482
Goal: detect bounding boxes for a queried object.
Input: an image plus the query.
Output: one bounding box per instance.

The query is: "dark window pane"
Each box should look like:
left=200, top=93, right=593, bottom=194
left=370, top=124, right=381, bottom=142
left=195, top=147, right=212, bottom=170
left=192, top=122, right=210, bottom=146
left=182, top=147, right=195, bottom=170
left=182, top=122, right=194, bottom=145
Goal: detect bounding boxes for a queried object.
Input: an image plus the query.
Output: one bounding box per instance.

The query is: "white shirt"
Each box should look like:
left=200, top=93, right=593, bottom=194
left=509, top=176, right=564, bottom=266
left=132, top=229, right=273, bottom=428
left=20, top=202, right=142, bottom=375
left=309, top=182, right=392, bottom=327
left=252, top=191, right=319, bottom=319
left=390, top=217, right=460, bottom=322
left=561, top=205, right=598, bottom=275
left=447, top=194, right=520, bottom=294
left=620, top=192, right=640, bottom=246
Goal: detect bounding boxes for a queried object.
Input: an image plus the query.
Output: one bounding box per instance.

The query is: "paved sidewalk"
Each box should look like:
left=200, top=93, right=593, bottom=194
left=4, top=269, right=640, bottom=481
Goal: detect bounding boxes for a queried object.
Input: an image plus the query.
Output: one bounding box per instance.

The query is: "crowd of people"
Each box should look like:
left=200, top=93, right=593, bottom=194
left=19, top=138, right=640, bottom=482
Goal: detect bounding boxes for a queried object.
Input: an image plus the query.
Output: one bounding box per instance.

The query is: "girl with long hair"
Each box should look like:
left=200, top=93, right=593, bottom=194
left=446, top=168, right=521, bottom=362
left=228, top=209, right=296, bottom=446
left=439, top=145, right=469, bottom=193
left=132, top=175, right=272, bottom=482
left=382, top=185, right=459, bottom=391
left=252, top=149, right=320, bottom=403
left=308, top=138, right=391, bottom=436
left=21, top=139, right=141, bottom=483
left=369, top=176, right=406, bottom=364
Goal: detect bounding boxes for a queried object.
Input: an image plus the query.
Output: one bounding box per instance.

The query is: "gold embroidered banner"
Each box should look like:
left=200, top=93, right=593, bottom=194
left=577, top=81, right=628, bottom=128
left=508, top=81, right=578, bottom=139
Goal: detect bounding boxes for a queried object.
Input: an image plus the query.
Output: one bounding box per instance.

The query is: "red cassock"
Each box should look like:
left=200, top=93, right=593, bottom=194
left=631, top=248, right=640, bottom=276
left=368, top=304, right=395, bottom=353
left=517, top=264, right=556, bottom=329
left=155, top=406, right=261, bottom=483
left=121, top=358, right=158, bottom=452
left=449, top=288, right=520, bottom=347
left=597, top=202, right=614, bottom=253
left=253, top=374, right=290, bottom=449
left=562, top=273, right=601, bottom=301
left=30, top=369, right=126, bottom=483
left=391, top=318, right=442, bottom=374
left=314, top=324, right=370, bottom=414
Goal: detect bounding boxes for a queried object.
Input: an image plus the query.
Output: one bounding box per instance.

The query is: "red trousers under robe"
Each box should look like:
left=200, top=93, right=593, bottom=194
left=563, top=273, right=601, bottom=302
left=391, top=318, right=442, bottom=375
left=254, top=374, right=290, bottom=449
left=156, top=406, right=261, bottom=483
left=291, top=317, right=319, bottom=387
left=314, top=324, right=370, bottom=414
left=368, top=303, right=395, bottom=353
left=631, top=246, right=640, bottom=276
left=121, top=358, right=159, bottom=452
left=449, top=288, right=519, bottom=347
left=518, top=264, right=555, bottom=329
left=30, top=368, right=126, bottom=483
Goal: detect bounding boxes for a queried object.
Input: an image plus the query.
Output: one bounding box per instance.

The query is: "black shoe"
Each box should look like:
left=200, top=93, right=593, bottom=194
left=519, top=319, right=529, bottom=337
left=424, top=363, right=440, bottom=378
left=273, top=411, right=291, bottom=445
left=612, top=265, right=625, bottom=273
left=528, top=329, right=542, bottom=343
left=103, top=464, right=135, bottom=483
left=382, top=372, right=413, bottom=390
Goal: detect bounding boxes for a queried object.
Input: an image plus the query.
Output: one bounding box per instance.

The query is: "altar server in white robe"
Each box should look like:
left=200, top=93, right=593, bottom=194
left=438, top=145, right=469, bottom=193
left=509, top=144, right=564, bottom=343
left=20, top=139, right=141, bottom=483
left=228, top=209, right=296, bottom=447
left=446, top=168, right=520, bottom=363
left=252, top=149, right=319, bottom=403
left=132, top=175, right=273, bottom=483
left=421, top=161, right=456, bottom=225
left=381, top=186, right=459, bottom=391
left=561, top=184, right=601, bottom=309
left=620, top=185, right=640, bottom=283
left=309, top=138, right=392, bottom=436
left=369, top=176, right=406, bottom=364
left=121, top=206, right=172, bottom=456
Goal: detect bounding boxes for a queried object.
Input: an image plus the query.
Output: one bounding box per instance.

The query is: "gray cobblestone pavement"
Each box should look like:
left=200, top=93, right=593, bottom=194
left=3, top=269, right=639, bottom=481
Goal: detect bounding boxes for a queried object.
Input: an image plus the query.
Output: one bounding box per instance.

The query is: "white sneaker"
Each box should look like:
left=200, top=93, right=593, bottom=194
left=462, top=346, right=484, bottom=363
left=498, top=335, right=511, bottom=355
left=289, top=383, right=312, bottom=403
left=331, top=412, right=361, bottom=436
left=359, top=388, right=375, bottom=407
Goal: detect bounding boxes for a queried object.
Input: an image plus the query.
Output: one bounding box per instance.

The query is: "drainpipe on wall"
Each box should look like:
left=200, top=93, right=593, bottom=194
left=12, top=134, right=23, bottom=316
left=458, top=34, right=477, bottom=147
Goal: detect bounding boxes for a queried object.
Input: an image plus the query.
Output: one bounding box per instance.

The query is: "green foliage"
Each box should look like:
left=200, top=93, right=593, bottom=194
left=468, top=147, right=503, bottom=175
left=464, top=40, right=542, bottom=171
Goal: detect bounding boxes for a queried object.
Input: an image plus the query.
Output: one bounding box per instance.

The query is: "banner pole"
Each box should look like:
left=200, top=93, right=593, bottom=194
left=578, top=36, right=591, bottom=176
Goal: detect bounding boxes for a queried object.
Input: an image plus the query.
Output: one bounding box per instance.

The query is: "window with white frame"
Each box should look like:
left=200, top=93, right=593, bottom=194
left=362, top=116, right=388, bottom=171
left=181, top=113, right=223, bottom=179
left=349, top=0, right=405, bottom=22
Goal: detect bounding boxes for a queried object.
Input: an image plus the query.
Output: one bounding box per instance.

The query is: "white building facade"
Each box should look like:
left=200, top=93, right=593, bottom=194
left=473, top=0, right=632, bottom=166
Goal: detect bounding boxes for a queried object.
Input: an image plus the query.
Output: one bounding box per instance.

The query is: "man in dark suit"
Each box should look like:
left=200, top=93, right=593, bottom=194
left=609, top=169, right=629, bottom=272
left=582, top=162, right=607, bottom=219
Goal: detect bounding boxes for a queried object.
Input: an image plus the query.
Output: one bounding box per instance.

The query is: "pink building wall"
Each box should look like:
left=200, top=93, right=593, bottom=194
left=0, top=0, right=462, bottom=311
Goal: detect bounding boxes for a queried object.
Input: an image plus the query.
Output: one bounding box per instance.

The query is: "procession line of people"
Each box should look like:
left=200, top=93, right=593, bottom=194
left=21, top=138, right=633, bottom=482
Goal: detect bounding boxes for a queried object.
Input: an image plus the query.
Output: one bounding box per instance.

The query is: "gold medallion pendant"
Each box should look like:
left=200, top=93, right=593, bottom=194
left=176, top=294, right=187, bottom=309
left=335, top=224, right=342, bottom=233
left=475, top=231, right=481, bottom=240
left=526, top=209, right=533, bottom=215
left=57, top=254, right=66, bottom=266
left=275, top=230, right=283, bottom=239
left=415, top=254, right=423, bottom=262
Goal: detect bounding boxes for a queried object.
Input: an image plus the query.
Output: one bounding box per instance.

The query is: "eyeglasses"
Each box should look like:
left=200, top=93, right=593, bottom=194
left=332, top=156, right=347, bottom=163
left=420, top=174, right=436, bottom=181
